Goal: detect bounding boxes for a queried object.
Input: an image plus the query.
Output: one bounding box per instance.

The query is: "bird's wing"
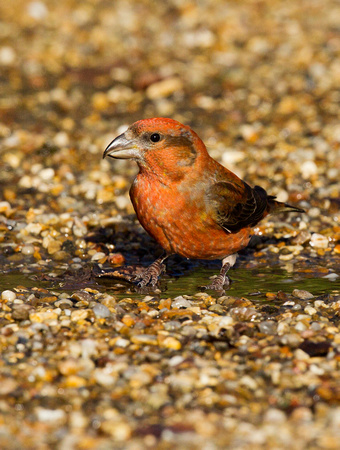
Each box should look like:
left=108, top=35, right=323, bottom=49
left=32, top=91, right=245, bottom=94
left=205, top=181, right=269, bottom=233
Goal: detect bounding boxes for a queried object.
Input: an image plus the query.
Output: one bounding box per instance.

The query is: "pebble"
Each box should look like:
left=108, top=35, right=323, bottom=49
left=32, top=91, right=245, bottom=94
left=172, top=296, right=192, bottom=309
left=35, top=408, right=66, bottom=424
left=38, top=168, right=55, bottom=181
left=292, top=289, right=314, bottom=300
left=21, top=244, right=35, bottom=255
left=263, top=408, right=287, bottom=424
left=94, top=368, right=117, bottom=387
left=91, top=252, right=107, bottom=261
left=29, top=311, right=59, bottom=323
left=310, top=233, right=329, bottom=249
left=146, top=77, right=183, bottom=100
left=92, top=303, right=111, bottom=318
left=161, top=336, right=182, bottom=350
left=1, top=290, right=16, bottom=301
left=323, top=273, right=339, bottom=280
left=258, top=321, right=277, bottom=335
left=70, top=310, right=89, bottom=322
left=100, top=420, right=131, bottom=440
left=304, top=306, right=317, bottom=315
left=12, top=304, right=31, bottom=321
left=131, top=335, right=158, bottom=345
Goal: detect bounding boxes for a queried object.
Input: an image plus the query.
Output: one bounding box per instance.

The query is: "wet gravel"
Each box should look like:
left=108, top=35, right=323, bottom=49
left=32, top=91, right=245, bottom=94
left=0, top=0, right=340, bottom=448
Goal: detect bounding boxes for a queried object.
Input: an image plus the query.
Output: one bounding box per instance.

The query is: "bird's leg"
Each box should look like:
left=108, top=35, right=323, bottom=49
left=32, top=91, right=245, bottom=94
left=135, top=253, right=169, bottom=288
left=204, top=253, right=238, bottom=292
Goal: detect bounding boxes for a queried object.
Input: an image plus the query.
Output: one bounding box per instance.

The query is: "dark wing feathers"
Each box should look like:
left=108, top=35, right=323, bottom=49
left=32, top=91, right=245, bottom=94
left=206, top=181, right=269, bottom=233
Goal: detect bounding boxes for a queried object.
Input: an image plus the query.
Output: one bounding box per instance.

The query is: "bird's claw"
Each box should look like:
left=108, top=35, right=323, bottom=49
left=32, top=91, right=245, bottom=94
left=134, top=262, right=166, bottom=288
left=203, top=275, right=231, bottom=294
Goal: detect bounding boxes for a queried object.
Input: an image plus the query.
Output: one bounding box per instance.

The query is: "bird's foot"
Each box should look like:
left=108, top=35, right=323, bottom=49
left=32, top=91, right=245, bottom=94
left=204, top=274, right=230, bottom=293
left=202, top=260, right=232, bottom=294
left=134, top=256, right=167, bottom=288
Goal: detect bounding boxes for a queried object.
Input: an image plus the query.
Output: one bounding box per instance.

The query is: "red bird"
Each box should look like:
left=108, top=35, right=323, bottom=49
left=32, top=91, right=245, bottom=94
left=103, top=118, right=304, bottom=291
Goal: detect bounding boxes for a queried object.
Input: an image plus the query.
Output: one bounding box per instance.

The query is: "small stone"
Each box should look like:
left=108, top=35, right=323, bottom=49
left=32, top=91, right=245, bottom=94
left=71, top=291, right=92, bottom=303
left=69, top=411, right=88, bottom=430
left=93, top=368, right=117, bottom=387
left=114, top=338, right=129, bottom=348
left=304, top=305, right=317, bottom=315
left=1, top=290, right=16, bottom=301
left=208, top=304, right=225, bottom=314
left=70, top=310, right=89, bottom=322
left=161, top=336, right=182, bottom=350
left=25, top=223, right=43, bottom=235
left=35, top=407, right=66, bottom=424
left=301, top=160, right=318, bottom=179
left=91, top=251, right=106, bottom=261
left=239, top=375, right=258, bottom=390
left=45, top=238, right=62, bottom=255
left=230, top=307, right=259, bottom=321
left=38, top=168, right=55, bottom=181
left=12, top=304, right=31, bottom=321
left=27, top=1, right=48, bottom=20
left=0, top=378, right=17, bottom=395
left=29, top=311, right=59, bottom=323
left=93, top=303, right=111, bottom=318
left=64, top=375, right=87, bottom=388
left=101, top=420, right=131, bottom=440
left=54, top=299, right=73, bottom=309
left=292, top=289, right=314, bottom=300
left=258, top=320, right=277, bottom=334
left=58, top=359, right=79, bottom=376
left=21, top=244, right=35, bottom=255
left=293, top=230, right=312, bottom=245
left=172, top=296, right=192, bottom=309
left=310, top=233, right=329, bottom=249
left=146, top=77, right=183, bottom=99
left=130, top=334, right=158, bottom=345
left=323, top=272, right=339, bottom=280
left=0, top=46, right=16, bottom=65
left=263, top=408, right=286, bottom=424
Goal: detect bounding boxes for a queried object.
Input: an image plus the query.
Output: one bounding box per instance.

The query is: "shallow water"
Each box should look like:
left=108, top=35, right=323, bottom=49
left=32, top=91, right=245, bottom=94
left=1, top=267, right=339, bottom=302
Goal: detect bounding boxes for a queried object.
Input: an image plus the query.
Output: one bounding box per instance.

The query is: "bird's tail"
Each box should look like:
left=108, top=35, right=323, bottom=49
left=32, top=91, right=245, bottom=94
left=267, top=196, right=305, bottom=215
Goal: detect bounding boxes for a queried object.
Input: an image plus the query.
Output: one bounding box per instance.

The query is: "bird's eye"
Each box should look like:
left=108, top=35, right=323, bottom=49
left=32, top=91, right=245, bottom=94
left=150, top=133, right=161, bottom=143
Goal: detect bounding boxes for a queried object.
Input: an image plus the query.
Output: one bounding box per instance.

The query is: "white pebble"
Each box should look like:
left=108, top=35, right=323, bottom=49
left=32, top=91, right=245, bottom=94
left=304, top=306, right=317, bottom=315
left=35, top=407, right=66, bottom=424
left=93, top=303, right=111, bottom=318
left=54, top=131, right=69, bottom=147
left=172, top=296, right=192, bottom=309
left=91, top=252, right=106, bottom=261
left=0, top=46, right=16, bottom=65
left=301, top=160, right=317, bottom=179
left=39, top=168, right=55, bottom=181
left=263, top=408, right=286, bottom=424
left=115, top=195, right=129, bottom=210
left=1, top=290, right=16, bottom=301
left=323, top=273, right=339, bottom=280
left=27, top=2, right=48, bottom=20
left=0, top=202, right=11, bottom=213
left=310, top=233, right=329, bottom=249
left=21, top=244, right=35, bottom=255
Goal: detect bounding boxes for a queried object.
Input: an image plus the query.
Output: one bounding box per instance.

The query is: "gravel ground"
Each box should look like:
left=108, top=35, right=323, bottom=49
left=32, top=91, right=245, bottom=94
left=0, top=0, right=340, bottom=448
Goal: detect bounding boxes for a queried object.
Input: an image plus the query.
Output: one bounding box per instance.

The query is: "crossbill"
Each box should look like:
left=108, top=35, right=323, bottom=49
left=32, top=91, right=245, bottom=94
left=103, top=118, right=304, bottom=291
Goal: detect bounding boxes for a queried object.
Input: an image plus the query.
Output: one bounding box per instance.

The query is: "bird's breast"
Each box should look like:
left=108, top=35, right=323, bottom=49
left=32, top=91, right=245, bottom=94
left=130, top=174, right=251, bottom=259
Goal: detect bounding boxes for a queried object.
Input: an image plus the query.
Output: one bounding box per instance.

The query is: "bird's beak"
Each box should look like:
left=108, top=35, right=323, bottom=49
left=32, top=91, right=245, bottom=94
left=103, top=133, right=138, bottom=160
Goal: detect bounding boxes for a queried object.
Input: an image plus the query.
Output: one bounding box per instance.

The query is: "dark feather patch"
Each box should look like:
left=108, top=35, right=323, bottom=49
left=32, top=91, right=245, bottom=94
left=207, top=182, right=269, bottom=233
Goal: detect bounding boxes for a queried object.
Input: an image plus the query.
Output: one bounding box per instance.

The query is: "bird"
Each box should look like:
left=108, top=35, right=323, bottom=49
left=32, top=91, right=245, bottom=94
left=103, top=117, right=304, bottom=292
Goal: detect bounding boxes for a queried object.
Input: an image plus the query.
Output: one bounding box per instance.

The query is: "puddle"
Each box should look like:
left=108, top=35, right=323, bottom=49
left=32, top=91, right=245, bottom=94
left=1, top=266, right=339, bottom=302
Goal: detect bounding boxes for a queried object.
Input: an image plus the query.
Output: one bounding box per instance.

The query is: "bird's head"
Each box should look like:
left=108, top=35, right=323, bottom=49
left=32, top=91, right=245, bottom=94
left=103, top=118, right=208, bottom=181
